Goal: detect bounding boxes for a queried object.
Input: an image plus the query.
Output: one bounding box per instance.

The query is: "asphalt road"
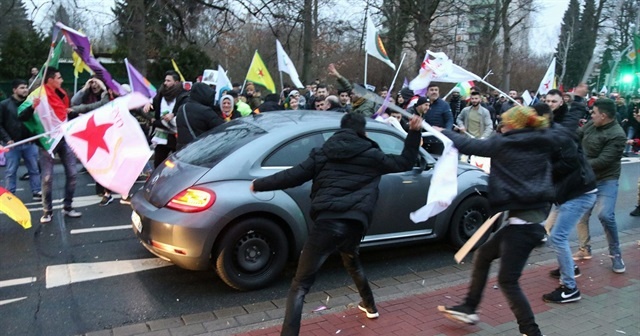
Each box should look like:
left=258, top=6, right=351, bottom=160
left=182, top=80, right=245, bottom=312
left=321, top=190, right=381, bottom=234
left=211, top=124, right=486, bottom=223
left=0, top=158, right=638, bottom=336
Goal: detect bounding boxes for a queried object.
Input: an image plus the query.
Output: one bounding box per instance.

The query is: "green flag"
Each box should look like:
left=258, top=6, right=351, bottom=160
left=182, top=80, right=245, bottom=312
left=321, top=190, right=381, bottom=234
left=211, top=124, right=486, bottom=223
left=34, top=37, right=65, bottom=81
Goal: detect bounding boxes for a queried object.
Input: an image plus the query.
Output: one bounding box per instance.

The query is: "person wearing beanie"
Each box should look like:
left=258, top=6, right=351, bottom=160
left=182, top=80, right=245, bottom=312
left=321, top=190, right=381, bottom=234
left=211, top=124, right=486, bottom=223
left=251, top=113, right=424, bottom=336
left=407, top=96, right=430, bottom=118
left=435, top=106, right=555, bottom=336
left=244, top=82, right=262, bottom=111
left=255, top=93, right=282, bottom=113
left=448, top=86, right=467, bottom=121
left=572, top=98, right=627, bottom=274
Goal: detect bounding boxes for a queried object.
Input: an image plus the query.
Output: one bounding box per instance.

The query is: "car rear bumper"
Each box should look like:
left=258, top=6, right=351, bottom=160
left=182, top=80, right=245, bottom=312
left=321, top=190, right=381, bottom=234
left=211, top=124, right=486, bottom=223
left=131, top=194, right=216, bottom=271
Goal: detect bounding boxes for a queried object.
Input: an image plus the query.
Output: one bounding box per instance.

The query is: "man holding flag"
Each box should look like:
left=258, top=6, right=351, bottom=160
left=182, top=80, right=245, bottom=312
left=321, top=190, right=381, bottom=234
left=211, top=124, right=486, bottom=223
left=18, top=67, right=82, bottom=223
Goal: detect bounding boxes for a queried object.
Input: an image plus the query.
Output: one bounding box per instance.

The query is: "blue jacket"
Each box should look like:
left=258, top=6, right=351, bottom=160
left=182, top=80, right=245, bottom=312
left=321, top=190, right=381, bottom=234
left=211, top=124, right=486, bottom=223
left=426, top=98, right=453, bottom=129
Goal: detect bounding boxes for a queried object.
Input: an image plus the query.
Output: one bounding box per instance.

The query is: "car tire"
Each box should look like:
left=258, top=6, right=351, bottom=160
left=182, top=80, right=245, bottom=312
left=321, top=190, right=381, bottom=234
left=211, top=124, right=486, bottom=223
left=448, top=195, right=491, bottom=248
left=215, top=218, right=288, bottom=291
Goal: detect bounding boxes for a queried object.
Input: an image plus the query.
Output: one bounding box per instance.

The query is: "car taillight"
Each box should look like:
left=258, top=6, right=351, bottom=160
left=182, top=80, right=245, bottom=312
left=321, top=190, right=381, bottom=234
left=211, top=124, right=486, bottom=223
left=166, top=187, right=215, bottom=212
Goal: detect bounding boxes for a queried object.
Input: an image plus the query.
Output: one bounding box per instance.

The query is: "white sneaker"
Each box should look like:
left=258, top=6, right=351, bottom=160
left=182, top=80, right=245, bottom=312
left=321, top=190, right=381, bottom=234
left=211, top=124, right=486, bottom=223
left=40, top=213, right=52, bottom=223
left=62, top=208, right=82, bottom=218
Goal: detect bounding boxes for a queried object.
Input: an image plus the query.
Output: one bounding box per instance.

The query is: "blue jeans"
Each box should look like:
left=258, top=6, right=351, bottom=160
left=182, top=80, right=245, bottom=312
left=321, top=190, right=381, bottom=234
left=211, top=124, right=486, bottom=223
left=576, top=180, right=621, bottom=256
left=550, top=193, right=596, bottom=288
left=281, top=219, right=374, bottom=336
left=39, top=142, right=77, bottom=213
left=464, top=223, right=546, bottom=336
left=4, top=143, right=41, bottom=194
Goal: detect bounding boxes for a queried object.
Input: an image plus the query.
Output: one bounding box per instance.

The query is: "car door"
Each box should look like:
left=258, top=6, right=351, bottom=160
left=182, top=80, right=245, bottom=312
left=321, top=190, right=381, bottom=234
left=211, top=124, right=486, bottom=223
left=363, top=131, right=435, bottom=243
left=261, top=132, right=328, bottom=231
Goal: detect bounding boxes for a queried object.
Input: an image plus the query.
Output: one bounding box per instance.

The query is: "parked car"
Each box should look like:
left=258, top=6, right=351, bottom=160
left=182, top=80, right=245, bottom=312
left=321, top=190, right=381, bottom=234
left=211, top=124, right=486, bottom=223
left=131, top=111, right=490, bottom=291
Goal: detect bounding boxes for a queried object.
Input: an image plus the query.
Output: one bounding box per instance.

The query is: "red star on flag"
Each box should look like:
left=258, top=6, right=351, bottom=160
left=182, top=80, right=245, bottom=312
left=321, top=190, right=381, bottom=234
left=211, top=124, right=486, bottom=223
left=544, top=81, right=550, bottom=89
left=257, top=68, right=264, bottom=78
left=71, top=115, right=114, bottom=161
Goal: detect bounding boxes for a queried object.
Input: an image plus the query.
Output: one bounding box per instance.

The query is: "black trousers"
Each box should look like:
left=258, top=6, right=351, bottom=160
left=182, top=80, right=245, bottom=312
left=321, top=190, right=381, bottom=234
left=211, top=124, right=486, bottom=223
left=280, top=219, right=375, bottom=336
left=463, top=223, right=546, bottom=336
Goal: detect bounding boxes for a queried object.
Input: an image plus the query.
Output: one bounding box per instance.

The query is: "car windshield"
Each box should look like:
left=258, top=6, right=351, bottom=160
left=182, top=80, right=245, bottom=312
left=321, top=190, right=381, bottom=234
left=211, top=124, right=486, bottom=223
left=175, top=121, right=267, bottom=168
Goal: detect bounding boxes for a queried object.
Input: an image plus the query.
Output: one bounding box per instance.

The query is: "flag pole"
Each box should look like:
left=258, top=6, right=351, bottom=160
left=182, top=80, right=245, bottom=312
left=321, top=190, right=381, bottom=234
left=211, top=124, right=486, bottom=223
left=280, top=71, right=284, bottom=93
left=443, top=70, right=492, bottom=100
left=364, top=53, right=368, bottom=87
left=3, top=130, right=58, bottom=150
left=29, top=29, right=60, bottom=91
left=241, top=50, right=258, bottom=93
left=374, top=53, right=407, bottom=117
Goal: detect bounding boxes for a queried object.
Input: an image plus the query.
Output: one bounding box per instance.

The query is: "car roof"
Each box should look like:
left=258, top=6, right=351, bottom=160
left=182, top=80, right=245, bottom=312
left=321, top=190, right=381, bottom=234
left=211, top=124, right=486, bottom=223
left=234, top=110, right=400, bottom=134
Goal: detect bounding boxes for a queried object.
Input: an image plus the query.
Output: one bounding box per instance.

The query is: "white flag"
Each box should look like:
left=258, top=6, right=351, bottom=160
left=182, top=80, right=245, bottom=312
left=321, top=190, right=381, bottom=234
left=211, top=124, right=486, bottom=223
left=276, top=40, right=304, bottom=89
left=537, top=57, right=556, bottom=95
left=522, top=89, right=532, bottom=106
left=63, top=93, right=152, bottom=196
left=216, top=65, right=232, bottom=103
left=365, top=16, right=395, bottom=70
left=600, top=85, right=608, bottom=94
left=409, top=51, right=481, bottom=91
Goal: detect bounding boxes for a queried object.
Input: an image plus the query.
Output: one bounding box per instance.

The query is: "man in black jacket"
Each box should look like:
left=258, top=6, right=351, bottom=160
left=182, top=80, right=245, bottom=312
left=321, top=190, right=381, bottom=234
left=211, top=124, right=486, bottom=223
left=251, top=113, right=423, bottom=336
left=143, top=70, right=189, bottom=167
left=0, top=79, right=41, bottom=199
left=532, top=104, right=597, bottom=304
left=176, top=82, right=223, bottom=150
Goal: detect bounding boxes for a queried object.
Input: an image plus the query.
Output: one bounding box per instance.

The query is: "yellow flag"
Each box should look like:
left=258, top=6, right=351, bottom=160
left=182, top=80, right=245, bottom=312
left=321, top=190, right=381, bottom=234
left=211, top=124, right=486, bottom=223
left=245, top=51, right=275, bottom=93
left=72, top=51, right=92, bottom=78
left=171, top=59, right=186, bottom=82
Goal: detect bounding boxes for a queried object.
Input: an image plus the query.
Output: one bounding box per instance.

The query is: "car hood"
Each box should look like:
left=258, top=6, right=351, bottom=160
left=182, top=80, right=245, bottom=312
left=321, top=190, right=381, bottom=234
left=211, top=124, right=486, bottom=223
left=143, top=157, right=210, bottom=207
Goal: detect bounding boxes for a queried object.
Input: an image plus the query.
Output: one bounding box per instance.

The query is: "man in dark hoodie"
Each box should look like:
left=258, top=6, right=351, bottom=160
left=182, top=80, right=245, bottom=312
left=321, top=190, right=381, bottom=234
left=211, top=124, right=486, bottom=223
left=251, top=113, right=423, bottom=336
left=255, top=93, right=282, bottom=113
left=176, top=82, right=224, bottom=150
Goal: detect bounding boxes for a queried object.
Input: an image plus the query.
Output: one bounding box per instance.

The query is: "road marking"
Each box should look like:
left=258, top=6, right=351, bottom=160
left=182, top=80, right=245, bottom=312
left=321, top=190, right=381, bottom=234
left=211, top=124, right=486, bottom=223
left=0, top=297, right=27, bottom=306
left=621, top=157, right=640, bottom=164
left=45, top=258, right=172, bottom=288
left=70, top=225, right=131, bottom=234
left=0, top=277, right=37, bottom=288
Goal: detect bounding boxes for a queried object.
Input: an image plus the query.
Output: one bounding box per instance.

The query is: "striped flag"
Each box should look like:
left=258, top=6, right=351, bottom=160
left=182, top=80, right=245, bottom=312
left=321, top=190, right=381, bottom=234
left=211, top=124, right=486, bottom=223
left=455, top=80, right=475, bottom=99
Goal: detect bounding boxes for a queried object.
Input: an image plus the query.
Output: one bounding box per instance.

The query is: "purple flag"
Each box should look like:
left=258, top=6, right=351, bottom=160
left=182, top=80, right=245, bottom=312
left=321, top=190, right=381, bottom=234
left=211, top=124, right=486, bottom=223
left=55, top=22, right=126, bottom=95
left=125, top=58, right=157, bottom=98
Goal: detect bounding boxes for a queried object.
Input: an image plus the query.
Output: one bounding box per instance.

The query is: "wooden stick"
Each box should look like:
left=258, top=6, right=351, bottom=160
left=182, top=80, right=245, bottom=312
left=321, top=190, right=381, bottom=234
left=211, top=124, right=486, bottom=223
left=454, top=211, right=503, bottom=264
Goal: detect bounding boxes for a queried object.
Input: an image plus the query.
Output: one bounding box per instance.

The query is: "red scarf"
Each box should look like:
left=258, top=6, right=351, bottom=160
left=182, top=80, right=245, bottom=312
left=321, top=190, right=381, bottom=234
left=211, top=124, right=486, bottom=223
left=44, top=85, right=70, bottom=122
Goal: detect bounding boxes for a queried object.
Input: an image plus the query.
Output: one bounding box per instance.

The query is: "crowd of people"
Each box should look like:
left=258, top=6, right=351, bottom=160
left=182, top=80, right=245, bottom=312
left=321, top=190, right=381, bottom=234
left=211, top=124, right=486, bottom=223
left=0, top=61, right=638, bottom=336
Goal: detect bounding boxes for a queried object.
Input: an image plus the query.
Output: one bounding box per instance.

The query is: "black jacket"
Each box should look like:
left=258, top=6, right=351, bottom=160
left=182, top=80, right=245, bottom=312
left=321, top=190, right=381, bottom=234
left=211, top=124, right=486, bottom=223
left=152, top=88, right=189, bottom=150
left=254, top=128, right=421, bottom=228
left=548, top=123, right=597, bottom=204
left=0, top=96, right=31, bottom=143
left=442, top=128, right=556, bottom=213
left=555, top=97, right=587, bottom=132
left=176, top=83, right=224, bottom=150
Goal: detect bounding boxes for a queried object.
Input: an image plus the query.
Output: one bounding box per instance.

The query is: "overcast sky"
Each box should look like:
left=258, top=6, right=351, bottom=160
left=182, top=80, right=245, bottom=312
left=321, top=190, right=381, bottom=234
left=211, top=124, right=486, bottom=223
left=24, top=0, right=569, bottom=55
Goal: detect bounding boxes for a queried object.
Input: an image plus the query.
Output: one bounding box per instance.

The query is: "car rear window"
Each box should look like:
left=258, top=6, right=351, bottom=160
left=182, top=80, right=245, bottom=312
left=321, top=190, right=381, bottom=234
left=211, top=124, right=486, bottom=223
left=174, top=122, right=267, bottom=168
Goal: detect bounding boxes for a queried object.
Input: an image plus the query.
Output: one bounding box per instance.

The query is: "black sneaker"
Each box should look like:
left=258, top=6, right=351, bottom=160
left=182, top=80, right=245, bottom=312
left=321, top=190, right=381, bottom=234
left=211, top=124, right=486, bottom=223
left=437, top=305, right=479, bottom=324
left=99, top=194, right=113, bottom=206
left=19, top=173, right=30, bottom=181
left=549, top=265, right=581, bottom=279
left=357, top=302, right=379, bottom=319
left=631, top=206, right=640, bottom=217
left=32, top=191, right=42, bottom=201
left=542, top=285, right=581, bottom=303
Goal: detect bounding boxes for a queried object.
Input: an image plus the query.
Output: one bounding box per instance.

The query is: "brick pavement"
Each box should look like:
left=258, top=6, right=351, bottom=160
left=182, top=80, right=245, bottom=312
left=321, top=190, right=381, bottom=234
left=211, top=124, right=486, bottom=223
left=86, top=227, right=640, bottom=336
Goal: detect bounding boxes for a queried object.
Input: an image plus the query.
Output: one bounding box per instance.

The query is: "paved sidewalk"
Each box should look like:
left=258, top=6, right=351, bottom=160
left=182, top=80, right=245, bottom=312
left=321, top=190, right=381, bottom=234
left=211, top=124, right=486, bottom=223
left=85, top=227, right=640, bottom=336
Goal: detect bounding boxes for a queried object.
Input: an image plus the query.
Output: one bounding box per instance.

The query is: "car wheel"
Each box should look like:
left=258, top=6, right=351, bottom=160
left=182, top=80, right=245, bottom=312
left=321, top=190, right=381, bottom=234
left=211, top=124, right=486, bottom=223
left=448, top=195, right=490, bottom=248
left=215, top=218, right=288, bottom=291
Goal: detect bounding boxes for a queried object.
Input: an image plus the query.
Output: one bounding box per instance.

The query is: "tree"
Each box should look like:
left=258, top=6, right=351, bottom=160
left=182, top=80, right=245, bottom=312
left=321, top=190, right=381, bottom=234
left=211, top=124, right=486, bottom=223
left=0, top=28, right=49, bottom=79
left=555, top=0, right=580, bottom=86
left=0, top=0, right=33, bottom=44
left=562, top=0, right=608, bottom=88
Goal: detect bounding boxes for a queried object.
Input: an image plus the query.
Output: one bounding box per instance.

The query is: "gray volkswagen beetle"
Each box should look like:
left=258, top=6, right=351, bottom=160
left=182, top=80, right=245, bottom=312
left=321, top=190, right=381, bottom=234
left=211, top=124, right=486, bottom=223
left=131, top=111, right=490, bottom=291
